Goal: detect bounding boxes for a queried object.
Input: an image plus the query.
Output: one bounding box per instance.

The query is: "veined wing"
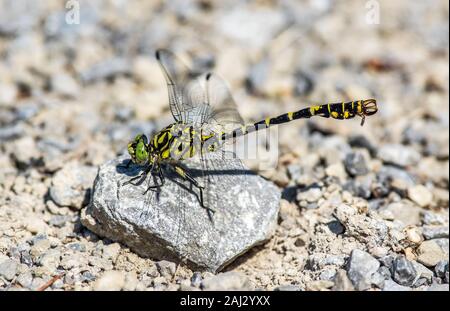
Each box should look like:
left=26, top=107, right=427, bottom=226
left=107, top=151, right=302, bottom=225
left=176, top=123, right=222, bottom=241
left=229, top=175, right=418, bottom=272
left=183, top=72, right=245, bottom=131
left=157, top=49, right=244, bottom=128
left=155, top=49, right=198, bottom=123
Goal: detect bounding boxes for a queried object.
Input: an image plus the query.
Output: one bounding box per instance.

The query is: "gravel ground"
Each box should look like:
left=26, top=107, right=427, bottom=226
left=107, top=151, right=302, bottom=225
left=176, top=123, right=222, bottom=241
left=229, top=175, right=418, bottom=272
left=0, top=0, right=448, bottom=291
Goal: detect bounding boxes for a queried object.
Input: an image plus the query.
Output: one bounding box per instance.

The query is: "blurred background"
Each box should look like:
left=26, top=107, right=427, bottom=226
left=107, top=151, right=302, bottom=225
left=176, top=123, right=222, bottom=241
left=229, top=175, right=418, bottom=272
left=0, top=0, right=448, bottom=169
left=0, top=0, right=448, bottom=291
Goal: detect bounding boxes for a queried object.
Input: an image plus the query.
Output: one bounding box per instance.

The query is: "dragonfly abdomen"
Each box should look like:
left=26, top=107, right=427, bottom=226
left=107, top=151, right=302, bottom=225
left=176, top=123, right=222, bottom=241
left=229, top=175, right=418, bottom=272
left=221, top=100, right=370, bottom=141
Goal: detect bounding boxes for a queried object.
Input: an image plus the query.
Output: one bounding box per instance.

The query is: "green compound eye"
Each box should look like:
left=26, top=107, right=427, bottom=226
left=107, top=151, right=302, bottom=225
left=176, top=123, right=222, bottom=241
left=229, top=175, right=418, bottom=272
left=135, top=137, right=148, bottom=164
left=127, top=134, right=148, bottom=164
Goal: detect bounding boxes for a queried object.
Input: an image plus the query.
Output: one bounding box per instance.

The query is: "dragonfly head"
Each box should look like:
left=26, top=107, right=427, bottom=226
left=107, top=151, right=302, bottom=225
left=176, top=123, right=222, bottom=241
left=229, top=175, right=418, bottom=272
left=361, top=99, right=378, bottom=116
left=127, top=134, right=149, bottom=165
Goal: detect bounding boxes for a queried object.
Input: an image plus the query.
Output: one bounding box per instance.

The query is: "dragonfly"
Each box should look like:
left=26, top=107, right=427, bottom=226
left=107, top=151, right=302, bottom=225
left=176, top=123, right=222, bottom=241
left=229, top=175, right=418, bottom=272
left=123, top=49, right=378, bottom=216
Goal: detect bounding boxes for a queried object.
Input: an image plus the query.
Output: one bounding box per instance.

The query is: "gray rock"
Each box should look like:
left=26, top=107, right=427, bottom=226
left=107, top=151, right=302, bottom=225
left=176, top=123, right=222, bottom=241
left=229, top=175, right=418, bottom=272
left=190, top=271, right=202, bottom=288
left=66, top=242, right=86, bottom=252
left=30, top=277, right=47, bottom=291
left=378, top=144, right=421, bottom=167
left=50, top=162, right=97, bottom=209
left=327, top=220, right=345, bottom=235
left=383, top=279, right=412, bottom=291
left=16, top=271, right=33, bottom=288
left=348, top=135, right=377, bottom=156
left=434, top=260, right=449, bottom=283
left=422, top=211, right=447, bottom=226
left=332, top=269, right=354, bottom=291
left=0, top=123, right=25, bottom=141
left=48, top=215, right=73, bottom=228
left=371, top=272, right=385, bottom=289
left=307, top=253, right=346, bottom=270
left=344, top=152, right=369, bottom=176
left=297, top=186, right=322, bottom=203
left=411, top=261, right=434, bottom=285
left=433, top=238, right=449, bottom=255
left=201, top=271, right=250, bottom=290
left=15, top=103, right=39, bottom=120
left=30, top=238, right=51, bottom=259
left=377, top=266, right=393, bottom=280
left=294, top=71, right=314, bottom=96
left=93, top=270, right=125, bottom=291
left=0, top=258, right=18, bottom=281
left=347, top=249, right=380, bottom=290
left=156, top=260, right=177, bottom=279
left=81, top=271, right=96, bottom=282
left=81, top=155, right=280, bottom=272
left=407, top=185, right=433, bottom=208
left=422, top=226, right=449, bottom=240
left=343, top=178, right=372, bottom=199
left=102, top=243, right=121, bottom=261
left=37, top=249, right=61, bottom=272
left=417, top=240, right=447, bottom=267
left=392, top=256, right=417, bottom=286
left=319, top=268, right=337, bottom=281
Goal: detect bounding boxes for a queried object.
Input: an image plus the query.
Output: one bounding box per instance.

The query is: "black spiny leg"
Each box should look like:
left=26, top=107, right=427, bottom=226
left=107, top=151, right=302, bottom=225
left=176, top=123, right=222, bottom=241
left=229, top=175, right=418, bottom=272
left=122, top=164, right=152, bottom=187
left=172, top=164, right=215, bottom=221
left=143, top=165, right=165, bottom=195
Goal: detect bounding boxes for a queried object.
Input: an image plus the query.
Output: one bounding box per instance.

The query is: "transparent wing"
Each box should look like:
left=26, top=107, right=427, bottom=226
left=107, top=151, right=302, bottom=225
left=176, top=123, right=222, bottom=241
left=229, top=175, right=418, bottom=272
left=183, top=73, right=245, bottom=129
left=155, top=49, right=195, bottom=123
left=156, top=49, right=244, bottom=129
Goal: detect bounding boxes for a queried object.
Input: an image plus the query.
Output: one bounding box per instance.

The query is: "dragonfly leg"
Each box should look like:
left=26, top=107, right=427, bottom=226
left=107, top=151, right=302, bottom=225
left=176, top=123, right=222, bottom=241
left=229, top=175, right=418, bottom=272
left=360, top=114, right=366, bottom=126
left=143, top=166, right=165, bottom=195
left=172, top=164, right=215, bottom=217
left=122, top=164, right=153, bottom=186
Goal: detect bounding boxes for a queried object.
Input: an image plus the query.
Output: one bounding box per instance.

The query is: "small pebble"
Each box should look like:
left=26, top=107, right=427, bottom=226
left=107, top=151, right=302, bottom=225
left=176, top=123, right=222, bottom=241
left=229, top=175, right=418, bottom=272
left=346, top=249, right=380, bottom=291
left=156, top=260, right=176, bottom=279
left=392, top=256, right=417, bottom=286
left=408, top=185, right=433, bottom=207
left=383, top=279, right=411, bottom=291
left=0, top=259, right=18, bottom=281
left=93, top=271, right=126, bottom=291
left=422, top=226, right=449, bottom=240
left=201, top=271, right=250, bottom=291
left=417, top=240, right=447, bottom=267
left=344, top=152, right=369, bottom=176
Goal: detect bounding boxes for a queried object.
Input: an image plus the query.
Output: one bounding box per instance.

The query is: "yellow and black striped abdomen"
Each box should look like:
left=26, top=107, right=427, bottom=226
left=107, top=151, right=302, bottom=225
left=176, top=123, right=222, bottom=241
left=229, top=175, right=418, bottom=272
left=221, top=100, right=373, bottom=141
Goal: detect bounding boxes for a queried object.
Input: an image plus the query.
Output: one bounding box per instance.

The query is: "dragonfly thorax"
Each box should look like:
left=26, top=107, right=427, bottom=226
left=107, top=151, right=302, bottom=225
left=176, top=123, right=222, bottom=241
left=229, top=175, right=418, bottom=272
left=126, top=123, right=221, bottom=166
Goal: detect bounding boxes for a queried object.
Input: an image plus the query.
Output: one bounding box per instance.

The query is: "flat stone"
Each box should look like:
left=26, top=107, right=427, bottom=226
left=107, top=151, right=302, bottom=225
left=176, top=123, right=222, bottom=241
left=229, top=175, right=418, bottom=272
left=347, top=249, right=380, bottom=291
left=332, top=269, right=355, bottom=291
left=417, top=240, right=447, bottom=267
left=81, top=155, right=280, bottom=272
left=344, top=152, right=369, bottom=176
left=383, top=279, right=412, bottom=291
left=201, top=271, right=250, bottom=290
left=422, top=226, right=449, bottom=240
left=50, top=162, right=98, bottom=209
left=93, top=271, right=125, bottom=291
left=392, top=256, right=417, bottom=286
left=411, top=261, right=433, bottom=285
left=408, top=185, right=433, bottom=207
left=378, top=144, right=421, bottom=167
left=0, top=259, right=18, bottom=281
